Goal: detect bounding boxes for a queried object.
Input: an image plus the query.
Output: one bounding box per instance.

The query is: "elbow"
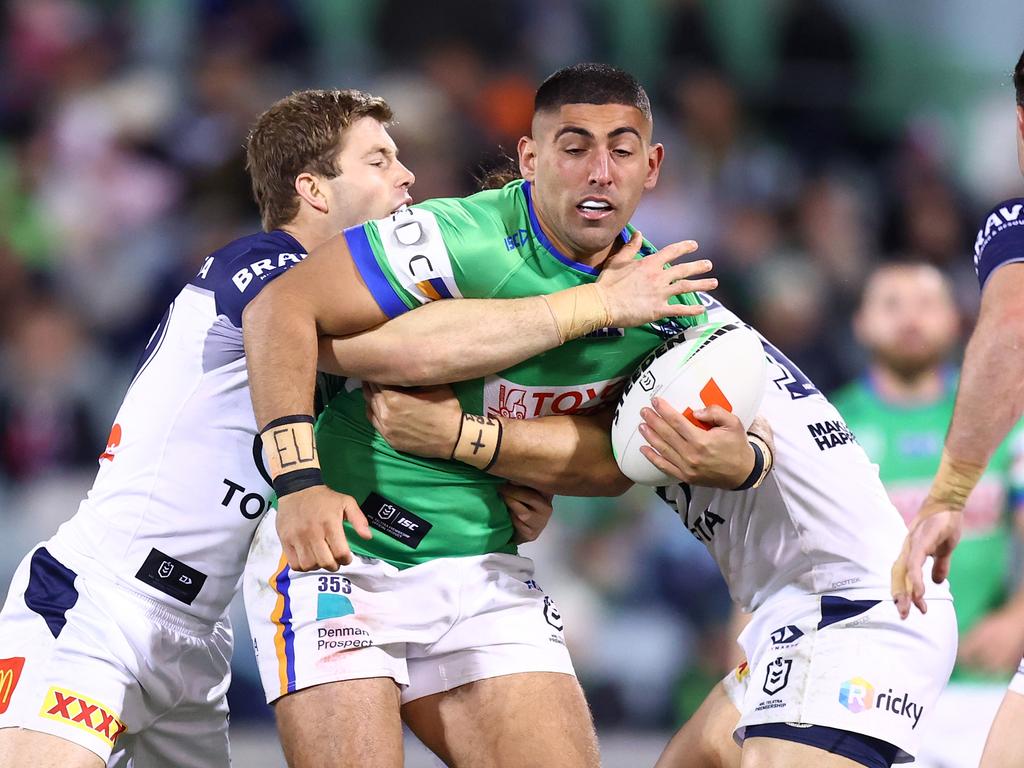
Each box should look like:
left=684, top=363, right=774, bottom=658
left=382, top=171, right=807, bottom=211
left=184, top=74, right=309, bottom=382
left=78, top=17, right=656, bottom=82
left=579, top=463, right=633, bottom=497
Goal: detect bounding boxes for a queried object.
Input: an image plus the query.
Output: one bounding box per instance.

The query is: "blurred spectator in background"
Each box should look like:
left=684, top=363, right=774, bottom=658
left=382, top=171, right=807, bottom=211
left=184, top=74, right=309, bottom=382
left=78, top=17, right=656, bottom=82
left=833, top=262, right=1024, bottom=768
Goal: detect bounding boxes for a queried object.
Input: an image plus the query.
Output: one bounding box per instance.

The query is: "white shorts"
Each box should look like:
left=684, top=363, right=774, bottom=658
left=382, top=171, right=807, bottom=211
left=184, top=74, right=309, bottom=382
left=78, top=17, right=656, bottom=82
left=0, top=542, right=232, bottom=767
left=245, top=514, right=574, bottom=705
left=722, top=592, right=957, bottom=763
left=1009, top=659, right=1024, bottom=696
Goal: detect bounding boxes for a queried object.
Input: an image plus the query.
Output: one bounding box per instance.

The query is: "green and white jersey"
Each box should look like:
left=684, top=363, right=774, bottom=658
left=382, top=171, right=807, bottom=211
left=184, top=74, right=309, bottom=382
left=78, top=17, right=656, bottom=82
left=321, top=179, right=705, bottom=568
left=833, top=375, right=1024, bottom=680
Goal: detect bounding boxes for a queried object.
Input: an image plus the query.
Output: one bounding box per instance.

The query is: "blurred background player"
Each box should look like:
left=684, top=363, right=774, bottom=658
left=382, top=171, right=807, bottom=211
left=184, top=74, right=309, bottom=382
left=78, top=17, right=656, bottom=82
left=891, top=46, right=1024, bottom=768
left=834, top=262, right=1024, bottom=768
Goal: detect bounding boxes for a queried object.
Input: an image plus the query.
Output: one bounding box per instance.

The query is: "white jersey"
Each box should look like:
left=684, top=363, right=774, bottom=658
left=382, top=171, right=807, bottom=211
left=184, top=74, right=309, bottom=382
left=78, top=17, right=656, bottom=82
left=53, top=231, right=307, bottom=623
left=658, top=295, right=942, bottom=612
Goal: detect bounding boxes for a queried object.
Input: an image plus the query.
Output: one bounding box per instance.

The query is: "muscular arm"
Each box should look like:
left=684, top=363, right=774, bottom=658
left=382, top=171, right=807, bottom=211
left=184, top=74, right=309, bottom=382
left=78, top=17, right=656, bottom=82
left=944, top=263, right=1024, bottom=466
left=246, top=230, right=710, bottom=429
left=487, top=410, right=633, bottom=497
left=317, top=295, right=560, bottom=386
left=243, top=231, right=389, bottom=428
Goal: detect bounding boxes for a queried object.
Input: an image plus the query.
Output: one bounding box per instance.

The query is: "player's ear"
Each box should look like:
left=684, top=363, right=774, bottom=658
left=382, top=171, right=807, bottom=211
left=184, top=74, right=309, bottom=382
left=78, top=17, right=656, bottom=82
left=518, top=136, right=537, bottom=182
left=295, top=172, right=329, bottom=215
left=644, top=143, right=665, bottom=191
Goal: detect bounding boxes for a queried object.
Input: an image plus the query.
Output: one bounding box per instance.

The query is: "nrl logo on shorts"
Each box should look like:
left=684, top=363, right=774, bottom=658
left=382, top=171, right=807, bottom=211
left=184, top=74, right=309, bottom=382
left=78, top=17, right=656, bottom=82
left=762, top=657, right=792, bottom=696
left=543, top=595, right=563, bottom=632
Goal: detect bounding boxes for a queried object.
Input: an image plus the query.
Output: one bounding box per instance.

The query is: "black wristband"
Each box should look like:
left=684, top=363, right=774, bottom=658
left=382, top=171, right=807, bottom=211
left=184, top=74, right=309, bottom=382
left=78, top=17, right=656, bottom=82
left=260, top=414, right=315, bottom=433
left=274, top=467, right=324, bottom=498
left=733, top=440, right=766, bottom=491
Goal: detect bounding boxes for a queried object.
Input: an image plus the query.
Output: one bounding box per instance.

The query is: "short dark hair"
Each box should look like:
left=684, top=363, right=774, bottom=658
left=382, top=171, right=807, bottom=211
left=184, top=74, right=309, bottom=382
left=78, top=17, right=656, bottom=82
left=535, top=63, right=652, bottom=120
left=246, top=89, right=393, bottom=231
left=1015, top=48, right=1024, bottom=107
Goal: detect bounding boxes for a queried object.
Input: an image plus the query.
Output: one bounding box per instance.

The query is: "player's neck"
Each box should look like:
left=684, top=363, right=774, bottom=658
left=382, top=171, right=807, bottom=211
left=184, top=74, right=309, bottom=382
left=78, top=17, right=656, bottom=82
left=279, top=220, right=327, bottom=254
left=869, top=365, right=947, bottom=405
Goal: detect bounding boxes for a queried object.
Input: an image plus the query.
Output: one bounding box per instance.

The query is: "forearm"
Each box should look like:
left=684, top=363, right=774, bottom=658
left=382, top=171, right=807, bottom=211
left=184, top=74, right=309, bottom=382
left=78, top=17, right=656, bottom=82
left=486, top=412, right=633, bottom=497
left=319, top=296, right=561, bottom=385
left=945, top=268, right=1024, bottom=467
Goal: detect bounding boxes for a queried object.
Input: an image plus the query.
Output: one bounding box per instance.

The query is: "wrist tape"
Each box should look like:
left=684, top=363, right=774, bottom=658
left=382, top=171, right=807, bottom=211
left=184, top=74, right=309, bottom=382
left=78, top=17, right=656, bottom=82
left=541, top=284, right=613, bottom=344
left=451, top=413, right=503, bottom=471
left=260, top=415, right=324, bottom=498
left=734, top=433, right=774, bottom=491
left=926, top=450, right=986, bottom=510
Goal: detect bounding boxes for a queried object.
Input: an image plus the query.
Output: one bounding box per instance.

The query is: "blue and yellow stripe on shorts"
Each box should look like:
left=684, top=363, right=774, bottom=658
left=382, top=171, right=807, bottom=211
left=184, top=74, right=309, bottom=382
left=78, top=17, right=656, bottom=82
left=270, top=554, right=296, bottom=697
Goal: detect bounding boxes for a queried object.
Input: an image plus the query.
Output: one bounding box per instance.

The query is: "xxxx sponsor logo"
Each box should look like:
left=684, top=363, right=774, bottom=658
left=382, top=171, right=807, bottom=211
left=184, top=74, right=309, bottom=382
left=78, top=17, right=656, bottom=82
left=39, top=686, right=127, bottom=746
left=0, top=657, right=25, bottom=714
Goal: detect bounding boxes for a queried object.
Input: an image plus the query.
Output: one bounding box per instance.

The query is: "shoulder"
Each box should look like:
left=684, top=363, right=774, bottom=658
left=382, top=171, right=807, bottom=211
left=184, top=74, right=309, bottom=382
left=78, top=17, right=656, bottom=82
left=189, top=230, right=308, bottom=326
left=417, top=181, right=526, bottom=245
left=973, top=198, right=1024, bottom=290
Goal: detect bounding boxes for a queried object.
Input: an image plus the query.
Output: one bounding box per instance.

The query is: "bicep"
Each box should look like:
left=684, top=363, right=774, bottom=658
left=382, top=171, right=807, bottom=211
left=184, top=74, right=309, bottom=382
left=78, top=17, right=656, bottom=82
left=255, top=230, right=390, bottom=337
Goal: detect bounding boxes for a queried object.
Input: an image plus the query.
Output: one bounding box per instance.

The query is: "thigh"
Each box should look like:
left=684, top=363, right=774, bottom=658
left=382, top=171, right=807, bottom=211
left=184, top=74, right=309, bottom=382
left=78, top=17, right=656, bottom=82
left=655, top=681, right=742, bottom=768
left=0, top=727, right=104, bottom=768
left=0, top=549, right=134, bottom=764
left=981, top=688, right=1024, bottom=768
left=740, top=737, right=867, bottom=768
left=402, top=671, right=598, bottom=768
left=274, top=678, right=403, bottom=768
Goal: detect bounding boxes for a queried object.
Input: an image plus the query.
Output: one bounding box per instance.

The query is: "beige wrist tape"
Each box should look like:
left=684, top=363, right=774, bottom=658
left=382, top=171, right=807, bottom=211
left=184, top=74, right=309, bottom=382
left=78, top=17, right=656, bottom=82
left=452, top=413, right=503, bottom=471
left=261, top=419, right=321, bottom=478
left=926, top=450, right=985, bottom=510
left=541, top=284, right=613, bottom=344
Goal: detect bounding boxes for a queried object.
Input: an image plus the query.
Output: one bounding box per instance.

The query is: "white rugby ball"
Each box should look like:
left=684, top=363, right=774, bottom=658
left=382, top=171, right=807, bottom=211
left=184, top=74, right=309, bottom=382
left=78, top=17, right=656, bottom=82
left=612, top=322, right=767, bottom=486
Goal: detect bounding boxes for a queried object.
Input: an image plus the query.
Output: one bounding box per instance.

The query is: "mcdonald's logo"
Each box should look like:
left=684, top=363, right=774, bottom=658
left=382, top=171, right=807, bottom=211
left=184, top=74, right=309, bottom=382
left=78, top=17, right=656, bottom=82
left=0, top=657, right=25, bottom=714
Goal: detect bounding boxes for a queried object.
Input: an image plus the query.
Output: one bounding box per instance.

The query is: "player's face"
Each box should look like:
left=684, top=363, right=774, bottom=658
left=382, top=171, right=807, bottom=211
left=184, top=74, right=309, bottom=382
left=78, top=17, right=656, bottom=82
left=324, top=117, right=415, bottom=230
left=519, top=103, right=663, bottom=263
left=855, top=267, right=959, bottom=379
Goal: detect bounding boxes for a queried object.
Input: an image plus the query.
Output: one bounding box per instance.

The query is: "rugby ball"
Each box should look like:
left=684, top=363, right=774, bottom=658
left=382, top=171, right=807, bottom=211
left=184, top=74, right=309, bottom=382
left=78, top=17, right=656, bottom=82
left=612, top=322, right=767, bottom=486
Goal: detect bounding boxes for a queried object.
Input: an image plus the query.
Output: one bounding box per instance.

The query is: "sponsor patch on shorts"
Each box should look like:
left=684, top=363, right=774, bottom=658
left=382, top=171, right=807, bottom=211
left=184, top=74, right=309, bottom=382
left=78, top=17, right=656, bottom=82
left=38, top=686, right=127, bottom=746
left=0, top=657, right=25, bottom=714
left=135, top=548, right=207, bottom=605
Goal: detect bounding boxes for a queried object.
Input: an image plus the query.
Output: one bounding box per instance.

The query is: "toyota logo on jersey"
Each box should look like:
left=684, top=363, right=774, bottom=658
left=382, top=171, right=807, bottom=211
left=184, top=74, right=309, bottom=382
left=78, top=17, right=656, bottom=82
left=484, top=376, right=624, bottom=420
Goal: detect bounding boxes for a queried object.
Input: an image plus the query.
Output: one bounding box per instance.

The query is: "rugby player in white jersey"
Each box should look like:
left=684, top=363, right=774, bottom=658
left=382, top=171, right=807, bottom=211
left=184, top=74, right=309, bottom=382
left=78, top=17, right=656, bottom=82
left=891, top=47, right=1024, bottom=768
left=368, top=289, right=960, bottom=768
left=0, top=87, right=710, bottom=768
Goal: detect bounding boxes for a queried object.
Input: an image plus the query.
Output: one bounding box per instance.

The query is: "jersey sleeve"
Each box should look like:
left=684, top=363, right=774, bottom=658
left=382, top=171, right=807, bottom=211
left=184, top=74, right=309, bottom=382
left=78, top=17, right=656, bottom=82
left=346, top=199, right=506, bottom=318
left=973, top=198, right=1024, bottom=290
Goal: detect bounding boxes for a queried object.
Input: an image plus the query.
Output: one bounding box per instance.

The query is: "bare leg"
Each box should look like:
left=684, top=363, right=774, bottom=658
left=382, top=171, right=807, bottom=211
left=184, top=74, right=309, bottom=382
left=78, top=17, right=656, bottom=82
left=655, top=682, right=742, bottom=768
left=0, top=727, right=104, bottom=768
left=273, top=678, right=403, bottom=768
left=402, top=672, right=599, bottom=768
left=980, top=689, right=1024, bottom=768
